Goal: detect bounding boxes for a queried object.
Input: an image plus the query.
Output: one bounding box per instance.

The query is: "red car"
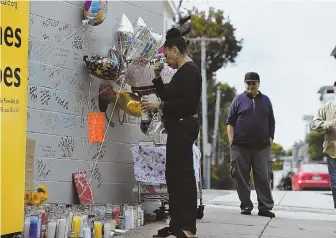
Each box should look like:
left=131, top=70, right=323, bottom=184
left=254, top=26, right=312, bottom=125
left=291, top=163, right=330, bottom=191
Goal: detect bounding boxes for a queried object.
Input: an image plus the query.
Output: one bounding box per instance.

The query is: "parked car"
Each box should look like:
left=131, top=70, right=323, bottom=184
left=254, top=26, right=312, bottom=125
left=276, top=168, right=297, bottom=190
left=291, top=163, right=330, bottom=191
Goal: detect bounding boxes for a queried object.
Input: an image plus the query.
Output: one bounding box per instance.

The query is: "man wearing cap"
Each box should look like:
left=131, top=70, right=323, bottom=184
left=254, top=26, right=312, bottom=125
left=310, top=81, right=336, bottom=209
left=226, top=72, right=275, bottom=218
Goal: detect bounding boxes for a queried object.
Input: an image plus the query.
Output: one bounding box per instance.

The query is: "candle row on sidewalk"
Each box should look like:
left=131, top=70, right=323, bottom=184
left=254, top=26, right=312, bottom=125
left=22, top=203, right=144, bottom=238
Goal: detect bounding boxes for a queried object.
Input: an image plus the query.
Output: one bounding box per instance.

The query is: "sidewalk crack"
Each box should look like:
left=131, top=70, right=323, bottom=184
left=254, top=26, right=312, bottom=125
left=258, top=218, right=272, bottom=238
left=277, top=191, right=287, bottom=206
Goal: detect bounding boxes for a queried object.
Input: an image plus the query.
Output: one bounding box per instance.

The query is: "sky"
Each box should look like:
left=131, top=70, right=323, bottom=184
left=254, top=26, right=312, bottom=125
left=177, top=0, right=336, bottom=150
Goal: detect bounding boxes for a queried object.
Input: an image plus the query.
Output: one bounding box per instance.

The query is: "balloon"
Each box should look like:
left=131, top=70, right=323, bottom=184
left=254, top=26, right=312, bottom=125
left=99, top=83, right=142, bottom=117
left=117, top=14, right=134, bottom=56
left=125, top=56, right=176, bottom=88
left=152, top=32, right=163, bottom=46
left=125, top=27, right=162, bottom=62
left=83, top=50, right=121, bottom=81
left=133, top=17, right=147, bottom=35
left=117, top=91, right=142, bottom=117
left=83, top=0, right=108, bottom=26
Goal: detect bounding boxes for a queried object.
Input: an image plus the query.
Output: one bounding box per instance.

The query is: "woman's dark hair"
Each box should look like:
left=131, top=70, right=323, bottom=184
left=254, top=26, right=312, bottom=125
left=163, top=28, right=187, bottom=54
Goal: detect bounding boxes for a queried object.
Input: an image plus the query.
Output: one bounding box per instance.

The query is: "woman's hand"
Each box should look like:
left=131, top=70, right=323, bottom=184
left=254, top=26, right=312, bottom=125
left=141, top=99, right=161, bottom=112
left=154, top=62, right=164, bottom=78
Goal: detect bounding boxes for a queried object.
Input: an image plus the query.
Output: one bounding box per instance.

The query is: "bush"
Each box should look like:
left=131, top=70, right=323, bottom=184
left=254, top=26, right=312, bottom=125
left=272, top=161, right=283, bottom=171
left=211, top=163, right=235, bottom=190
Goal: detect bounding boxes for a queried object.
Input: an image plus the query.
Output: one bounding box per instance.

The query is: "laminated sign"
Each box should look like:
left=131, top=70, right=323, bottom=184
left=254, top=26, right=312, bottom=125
left=72, top=172, right=93, bottom=204
left=88, top=112, right=105, bottom=143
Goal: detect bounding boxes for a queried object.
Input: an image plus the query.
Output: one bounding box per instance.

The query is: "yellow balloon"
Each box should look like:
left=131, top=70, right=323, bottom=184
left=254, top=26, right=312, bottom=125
left=117, top=91, right=142, bottom=117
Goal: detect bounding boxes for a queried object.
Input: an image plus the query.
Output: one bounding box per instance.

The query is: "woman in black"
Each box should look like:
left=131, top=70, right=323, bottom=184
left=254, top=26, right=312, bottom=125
left=142, top=28, right=201, bottom=238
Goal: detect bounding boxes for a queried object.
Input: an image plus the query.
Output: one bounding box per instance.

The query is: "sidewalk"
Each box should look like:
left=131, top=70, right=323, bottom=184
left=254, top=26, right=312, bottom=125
left=119, top=207, right=336, bottom=238
left=119, top=190, right=336, bottom=237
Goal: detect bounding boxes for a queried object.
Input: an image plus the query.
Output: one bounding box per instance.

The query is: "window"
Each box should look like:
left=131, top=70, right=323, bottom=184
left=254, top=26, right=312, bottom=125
left=300, top=164, right=328, bottom=173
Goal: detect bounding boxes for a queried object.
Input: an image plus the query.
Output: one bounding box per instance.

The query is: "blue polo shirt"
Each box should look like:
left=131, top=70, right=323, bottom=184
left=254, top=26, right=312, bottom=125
left=226, top=91, right=275, bottom=149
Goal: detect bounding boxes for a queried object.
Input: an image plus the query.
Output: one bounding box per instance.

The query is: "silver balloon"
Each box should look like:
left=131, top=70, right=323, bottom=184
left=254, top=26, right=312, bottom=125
left=133, top=17, right=147, bottom=35
left=125, top=27, right=161, bottom=62
left=117, top=14, right=134, bottom=56
left=125, top=58, right=176, bottom=88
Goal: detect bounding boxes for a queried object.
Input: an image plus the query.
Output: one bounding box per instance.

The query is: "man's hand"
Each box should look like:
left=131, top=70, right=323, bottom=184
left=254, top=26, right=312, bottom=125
left=141, top=98, right=161, bottom=112
left=227, top=125, right=234, bottom=147
left=229, top=138, right=233, bottom=147
left=269, top=137, right=273, bottom=144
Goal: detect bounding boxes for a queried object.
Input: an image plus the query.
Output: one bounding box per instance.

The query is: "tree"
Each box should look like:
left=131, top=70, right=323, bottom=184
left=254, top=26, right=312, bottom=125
left=185, top=6, right=242, bottom=144
left=208, top=81, right=237, bottom=189
left=285, top=149, right=293, bottom=156
left=271, top=142, right=285, bottom=159
left=306, top=130, right=325, bottom=161
left=187, top=7, right=243, bottom=78
left=182, top=6, right=242, bottom=189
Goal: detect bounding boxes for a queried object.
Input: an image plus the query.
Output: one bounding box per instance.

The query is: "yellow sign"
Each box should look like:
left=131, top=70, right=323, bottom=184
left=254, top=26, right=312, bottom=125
left=1, top=0, right=30, bottom=235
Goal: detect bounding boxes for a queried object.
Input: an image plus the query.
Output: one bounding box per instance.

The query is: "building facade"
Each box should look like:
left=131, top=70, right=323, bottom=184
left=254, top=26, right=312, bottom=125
left=27, top=1, right=174, bottom=204
left=331, top=46, right=336, bottom=60
left=302, top=115, right=314, bottom=137
left=318, top=86, right=334, bottom=104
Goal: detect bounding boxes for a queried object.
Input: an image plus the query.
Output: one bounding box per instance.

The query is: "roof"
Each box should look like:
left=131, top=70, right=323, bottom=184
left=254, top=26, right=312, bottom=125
left=331, top=46, right=336, bottom=58
left=317, top=86, right=333, bottom=93
left=302, top=115, right=313, bottom=120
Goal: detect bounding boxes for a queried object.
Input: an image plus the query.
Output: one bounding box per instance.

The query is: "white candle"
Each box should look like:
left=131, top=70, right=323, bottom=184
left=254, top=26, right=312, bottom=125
left=130, top=208, right=135, bottom=229
left=37, top=217, right=42, bottom=238
left=103, top=224, right=111, bottom=238
left=79, top=216, right=85, bottom=238
left=66, top=212, right=74, bottom=236
left=83, top=227, right=91, bottom=238
left=57, top=219, right=66, bottom=238
left=24, top=218, right=30, bottom=238
left=47, top=222, right=56, bottom=238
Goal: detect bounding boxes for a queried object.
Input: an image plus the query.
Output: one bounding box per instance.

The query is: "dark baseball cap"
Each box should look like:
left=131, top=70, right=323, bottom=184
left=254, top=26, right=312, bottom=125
left=244, top=72, right=260, bottom=82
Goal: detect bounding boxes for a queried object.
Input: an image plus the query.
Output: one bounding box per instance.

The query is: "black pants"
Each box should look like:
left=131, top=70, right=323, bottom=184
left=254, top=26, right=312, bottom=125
left=230, top=145, right=274, bottom=211
left=165, top=118, right=199, bottom=235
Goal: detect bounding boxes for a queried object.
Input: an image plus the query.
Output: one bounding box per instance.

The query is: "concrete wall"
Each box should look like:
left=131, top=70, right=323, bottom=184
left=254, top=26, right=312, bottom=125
left=28, top=0, right=166, bottom=204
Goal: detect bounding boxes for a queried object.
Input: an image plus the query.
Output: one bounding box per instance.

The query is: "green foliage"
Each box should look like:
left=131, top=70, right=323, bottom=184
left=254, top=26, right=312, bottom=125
left=271, top=142, right=286, bottom=159
left=187, top=7, right=243, bottom=78
left=250, top=169, right=254, bottom=185
left=186, top=6, right=242, bottom=189
left=306, top=130, right=325, bottom=161
left=285, top=149, right=293, bottom=156
left=211, top=164, right=235, bottom=190
left=272, top=161, right=284, bottom=171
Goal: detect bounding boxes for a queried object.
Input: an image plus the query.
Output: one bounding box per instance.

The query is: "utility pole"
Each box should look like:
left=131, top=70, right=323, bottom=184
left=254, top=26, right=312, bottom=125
left=173, top=1, right=227, bottom=189
left=200, top=39, right=210, bottom=189
left=211, top=87, right=221, bottom=166
left=185, top=37, right=226, bottom=189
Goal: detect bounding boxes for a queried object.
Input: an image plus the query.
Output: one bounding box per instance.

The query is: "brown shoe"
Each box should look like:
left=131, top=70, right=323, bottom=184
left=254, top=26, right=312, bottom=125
left=98, top=84, right=116, bottom=112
